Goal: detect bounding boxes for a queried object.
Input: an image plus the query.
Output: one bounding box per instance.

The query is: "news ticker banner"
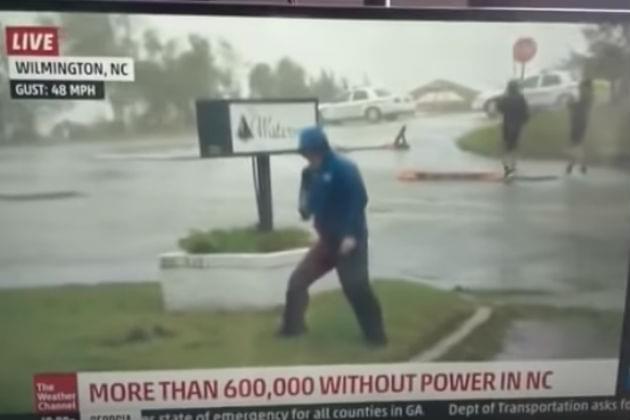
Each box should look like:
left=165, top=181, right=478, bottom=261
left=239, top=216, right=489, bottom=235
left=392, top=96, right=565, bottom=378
left=12, top=397, right=630, bottom=420
left=4, top=26, right=135, bottom=100
left=33, top=360, right=619, bottom=418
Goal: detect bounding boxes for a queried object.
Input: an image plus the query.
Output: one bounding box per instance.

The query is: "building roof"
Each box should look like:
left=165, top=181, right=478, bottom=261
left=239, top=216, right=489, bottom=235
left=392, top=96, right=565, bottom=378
left=409, top=79, right=479, bottom=102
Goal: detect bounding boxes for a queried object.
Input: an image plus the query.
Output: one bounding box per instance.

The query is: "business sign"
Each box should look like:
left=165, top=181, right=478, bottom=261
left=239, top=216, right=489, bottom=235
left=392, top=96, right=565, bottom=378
left=4, top=26, right=135, bottom=100
left=196, top=100, right=318, bottom=157
left=229, top=102, right=317, bottom=154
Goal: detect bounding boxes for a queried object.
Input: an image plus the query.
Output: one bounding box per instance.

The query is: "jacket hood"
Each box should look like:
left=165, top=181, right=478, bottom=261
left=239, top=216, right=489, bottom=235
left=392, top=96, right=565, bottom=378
left=298, top=126, right=331, bottom=155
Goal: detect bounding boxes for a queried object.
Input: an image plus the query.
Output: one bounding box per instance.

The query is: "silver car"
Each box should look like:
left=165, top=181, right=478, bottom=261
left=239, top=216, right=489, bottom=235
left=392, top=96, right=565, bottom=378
left=473, top=70, right=579, bottom=117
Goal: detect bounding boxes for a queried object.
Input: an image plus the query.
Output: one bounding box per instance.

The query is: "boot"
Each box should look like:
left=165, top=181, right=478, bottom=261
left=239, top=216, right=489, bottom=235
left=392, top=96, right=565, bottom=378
left=355, top=300, right=388, bottom=348
left=503, top=166, right=515, bottom=182
left=365, top=329, right=388, bottom=348
left=276, top=324, right=307, bottom=338
left=278, top=290, right=308, bottom=338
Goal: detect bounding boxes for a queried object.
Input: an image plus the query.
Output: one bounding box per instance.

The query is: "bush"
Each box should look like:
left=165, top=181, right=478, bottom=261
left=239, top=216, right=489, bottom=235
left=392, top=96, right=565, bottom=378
left=178, top=227, right=312, bottom=254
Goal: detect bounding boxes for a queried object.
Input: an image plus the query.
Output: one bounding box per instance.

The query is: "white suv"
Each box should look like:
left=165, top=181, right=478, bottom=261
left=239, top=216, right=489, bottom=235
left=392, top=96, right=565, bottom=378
left=318, top=87, right=415, bottom=123
left=473, top=71, right=579, bottom=117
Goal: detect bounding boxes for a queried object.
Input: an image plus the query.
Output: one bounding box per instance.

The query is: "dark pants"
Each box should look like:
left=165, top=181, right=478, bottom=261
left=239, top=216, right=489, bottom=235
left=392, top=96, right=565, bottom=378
left=503, top=124, right=522, bottom=152
left=281, top=238, right=386, bottom=343
left=570, top=120, right=587, bottom=145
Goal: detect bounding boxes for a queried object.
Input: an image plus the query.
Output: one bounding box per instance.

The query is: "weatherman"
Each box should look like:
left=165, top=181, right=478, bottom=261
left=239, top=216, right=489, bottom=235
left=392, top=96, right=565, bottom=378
left=278, top=126, right=387, bottom=346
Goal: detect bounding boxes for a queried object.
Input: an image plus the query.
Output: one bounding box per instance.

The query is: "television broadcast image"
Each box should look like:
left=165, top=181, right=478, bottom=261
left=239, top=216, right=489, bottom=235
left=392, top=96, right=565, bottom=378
left=1, top=2, right=630, bottom=419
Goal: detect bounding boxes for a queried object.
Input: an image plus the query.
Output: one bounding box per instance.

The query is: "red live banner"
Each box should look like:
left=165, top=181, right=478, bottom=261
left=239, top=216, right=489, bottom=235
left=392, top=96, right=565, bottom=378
left=5, top=26, right=59, bottom=56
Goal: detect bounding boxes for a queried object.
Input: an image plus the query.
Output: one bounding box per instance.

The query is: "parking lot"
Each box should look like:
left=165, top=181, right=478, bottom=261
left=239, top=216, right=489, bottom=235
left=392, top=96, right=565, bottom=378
left=0, top=112, right=629, bottom=315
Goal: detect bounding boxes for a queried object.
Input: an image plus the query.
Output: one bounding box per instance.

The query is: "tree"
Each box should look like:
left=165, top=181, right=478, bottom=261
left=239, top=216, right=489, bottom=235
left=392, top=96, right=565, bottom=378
left=274, top=57, right=310, bottom=98
left=55, top=14, right=140, bottom=131
left=143, top=29, right=162, bottom=61
left=133, top=33, right=235, bottom=129
left=567, top=23, right=630, bottom=104
left=564, top=24, right=630, bottom=156
left=134, top=59, right=172, bottom=129
left=309, top=70, right=344, bottom=103
left=56, top=12, right=237, bottom=132
left=171, top=35, right=218, bottom=124
left=0, top=13, right=240, bottom=141
left=249, top=63, right=275, bottom=98
left=217, top=39, right=242, bottom=98
left=249, top=59, right=347, bottom=102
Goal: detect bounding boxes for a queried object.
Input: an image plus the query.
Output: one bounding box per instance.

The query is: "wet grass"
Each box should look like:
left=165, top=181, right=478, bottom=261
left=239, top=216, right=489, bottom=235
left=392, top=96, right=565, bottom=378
left=457, top=104, right=629, bottom=162
left=0, top=280, right=474, bottom=413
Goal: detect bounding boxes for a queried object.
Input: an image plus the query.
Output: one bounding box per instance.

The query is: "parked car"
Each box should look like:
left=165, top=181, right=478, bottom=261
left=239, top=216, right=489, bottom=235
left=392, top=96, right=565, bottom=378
left=472, top=70, right=579, bottom=117
left=318, top=87, right=415, bottom=123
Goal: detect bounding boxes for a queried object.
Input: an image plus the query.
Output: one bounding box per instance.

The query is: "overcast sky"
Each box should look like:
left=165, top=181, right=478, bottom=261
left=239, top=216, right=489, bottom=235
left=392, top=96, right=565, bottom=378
left=3, top=11, right=591, bottom=94
left=142, top=14, right=590, bottom=93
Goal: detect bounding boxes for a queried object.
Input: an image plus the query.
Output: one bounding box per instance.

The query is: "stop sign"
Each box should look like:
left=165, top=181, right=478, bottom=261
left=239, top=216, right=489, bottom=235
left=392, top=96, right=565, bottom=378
left=513, top=37, right=537, bottom=63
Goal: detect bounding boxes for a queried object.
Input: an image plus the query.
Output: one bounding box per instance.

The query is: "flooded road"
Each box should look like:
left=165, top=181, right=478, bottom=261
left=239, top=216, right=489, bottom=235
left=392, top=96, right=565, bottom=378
left=496, top=317, right=622, bottom=360
left=1, top=112, right=629, bottom=313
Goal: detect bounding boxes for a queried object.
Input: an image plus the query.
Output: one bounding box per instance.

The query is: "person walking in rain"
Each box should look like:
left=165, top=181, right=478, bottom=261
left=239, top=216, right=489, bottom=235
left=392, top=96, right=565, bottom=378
left=498, top=80, right=530, bottom=180
left=278, top=126, right=387, bottom=347
left=566, top=79, right=594, bottom=174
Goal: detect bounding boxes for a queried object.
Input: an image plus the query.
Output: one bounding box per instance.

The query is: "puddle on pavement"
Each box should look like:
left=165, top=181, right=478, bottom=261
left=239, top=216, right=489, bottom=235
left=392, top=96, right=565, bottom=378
left=496, top=316, right=622, bottom=360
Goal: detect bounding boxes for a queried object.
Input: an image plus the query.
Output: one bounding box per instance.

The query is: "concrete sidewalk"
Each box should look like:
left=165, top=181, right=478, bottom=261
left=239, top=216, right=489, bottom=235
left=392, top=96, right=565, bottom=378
left=411, top=306, right=493, bottom=362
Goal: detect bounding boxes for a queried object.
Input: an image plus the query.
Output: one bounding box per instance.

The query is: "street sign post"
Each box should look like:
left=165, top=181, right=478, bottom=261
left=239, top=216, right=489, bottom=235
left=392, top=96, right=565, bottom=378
left=195, top=99, right=319, bottom=231
left=253, top=154, right=273, bottom=232
left=513, top=37, right=537, bottom=80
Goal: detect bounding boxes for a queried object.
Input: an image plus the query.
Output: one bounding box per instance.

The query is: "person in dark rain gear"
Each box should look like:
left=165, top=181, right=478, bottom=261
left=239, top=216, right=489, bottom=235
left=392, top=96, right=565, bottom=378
left=498, top=80, right=530, bottom=179
left=278, top=126, right=387, bottom=346
left=566, top=79, right=594, bottom=174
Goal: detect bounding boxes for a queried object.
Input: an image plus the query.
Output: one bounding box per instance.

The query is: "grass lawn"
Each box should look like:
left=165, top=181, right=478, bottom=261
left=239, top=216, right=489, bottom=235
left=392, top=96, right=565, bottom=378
left=457, top=104, right=630, bottom=161
left=0, top=280, right=474, bottom=412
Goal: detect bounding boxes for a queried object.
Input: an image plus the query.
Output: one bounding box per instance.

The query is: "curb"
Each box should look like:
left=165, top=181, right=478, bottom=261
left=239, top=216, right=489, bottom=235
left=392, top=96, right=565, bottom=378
left=397, top=170, right=501, bottom=182
left=397, top=171, right=562, bottom=182
left=410, top=306, right=493, bottom=362
left=336, top=143, right=410, bottom=153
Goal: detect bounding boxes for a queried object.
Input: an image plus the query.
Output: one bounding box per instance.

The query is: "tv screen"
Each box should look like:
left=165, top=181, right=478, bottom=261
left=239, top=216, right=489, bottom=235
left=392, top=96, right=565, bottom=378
left=1, top=2, right=630, bottom=419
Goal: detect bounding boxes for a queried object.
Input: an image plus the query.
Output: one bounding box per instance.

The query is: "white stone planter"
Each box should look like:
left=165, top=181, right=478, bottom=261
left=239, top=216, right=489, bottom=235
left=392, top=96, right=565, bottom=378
left=159, top=248, right=339, bottom=312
